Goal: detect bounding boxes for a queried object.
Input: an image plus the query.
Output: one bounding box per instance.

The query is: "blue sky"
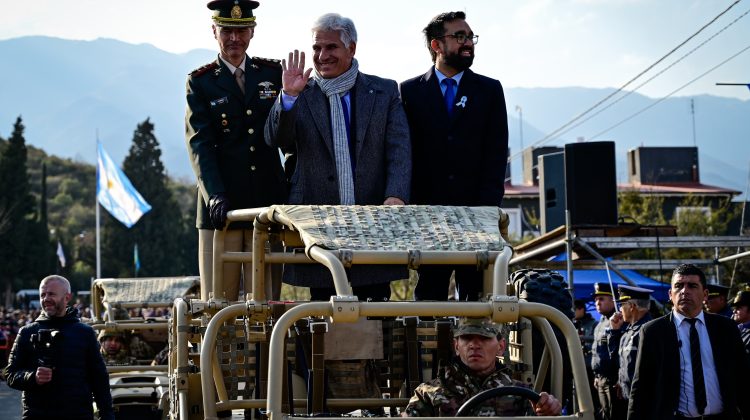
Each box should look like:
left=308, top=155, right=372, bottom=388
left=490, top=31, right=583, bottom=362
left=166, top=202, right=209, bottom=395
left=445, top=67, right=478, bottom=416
left=3, top=0, right=750, bottom=100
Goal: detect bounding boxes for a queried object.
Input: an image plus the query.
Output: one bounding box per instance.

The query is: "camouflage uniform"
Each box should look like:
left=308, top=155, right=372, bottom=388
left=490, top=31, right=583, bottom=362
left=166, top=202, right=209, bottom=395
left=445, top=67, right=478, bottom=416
left=403, top=359, right=530, bottom=417
left=98, top=330, right=134, bottom=366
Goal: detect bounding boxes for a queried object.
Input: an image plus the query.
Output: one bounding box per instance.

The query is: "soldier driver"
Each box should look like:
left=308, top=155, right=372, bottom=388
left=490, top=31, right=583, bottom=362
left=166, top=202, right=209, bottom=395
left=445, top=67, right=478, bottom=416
left=402, top=317, right=562, bottom=416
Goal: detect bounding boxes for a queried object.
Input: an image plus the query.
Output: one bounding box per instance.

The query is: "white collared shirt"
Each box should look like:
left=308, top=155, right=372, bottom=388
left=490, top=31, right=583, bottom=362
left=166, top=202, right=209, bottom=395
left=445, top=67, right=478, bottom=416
left=218, top=54, right=246, bottom=76
left=672, top=310, right=723, bottom=416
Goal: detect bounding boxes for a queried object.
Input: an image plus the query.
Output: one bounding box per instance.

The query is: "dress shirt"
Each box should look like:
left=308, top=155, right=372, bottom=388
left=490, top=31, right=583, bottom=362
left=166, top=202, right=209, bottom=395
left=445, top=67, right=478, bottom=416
left=218, top=55, right=246, bottom=75
left=434, top=68, right=464, bottom=97
left=280, top=90, right=351, bottom=118
left=672, top=310, right=723, bottom=416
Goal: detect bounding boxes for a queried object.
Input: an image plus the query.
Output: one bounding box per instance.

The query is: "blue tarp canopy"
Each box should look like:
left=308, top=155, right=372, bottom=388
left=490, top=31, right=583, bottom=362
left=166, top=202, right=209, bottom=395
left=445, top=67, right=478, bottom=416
left=555, top=269, right=670, bottom=303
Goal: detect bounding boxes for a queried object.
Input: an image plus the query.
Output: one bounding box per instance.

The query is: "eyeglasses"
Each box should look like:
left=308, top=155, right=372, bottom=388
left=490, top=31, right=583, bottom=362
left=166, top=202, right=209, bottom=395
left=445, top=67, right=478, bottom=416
left=436, top=32, right=479, bottom=45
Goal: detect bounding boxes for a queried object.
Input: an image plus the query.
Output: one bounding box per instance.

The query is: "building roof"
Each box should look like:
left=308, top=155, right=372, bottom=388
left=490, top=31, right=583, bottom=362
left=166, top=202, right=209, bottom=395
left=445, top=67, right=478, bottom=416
left=502, top=182, right=740, bottom=198
left=619, top=182, right=740, bottom=197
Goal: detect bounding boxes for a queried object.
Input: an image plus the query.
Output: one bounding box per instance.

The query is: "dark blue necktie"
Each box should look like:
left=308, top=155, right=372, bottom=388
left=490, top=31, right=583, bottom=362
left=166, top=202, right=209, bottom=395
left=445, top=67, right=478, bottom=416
left=340, top=96, right=354, bottom=173
left=442, top=78, right=456, bottom=116
left=686, top=318, right=707, bottom=415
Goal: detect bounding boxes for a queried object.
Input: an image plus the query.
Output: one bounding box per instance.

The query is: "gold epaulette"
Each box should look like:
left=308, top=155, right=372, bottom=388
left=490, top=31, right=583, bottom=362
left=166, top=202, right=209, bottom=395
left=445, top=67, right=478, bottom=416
left=190, top=62, right=219, bottom=77
left=251, top=56, right=282, bottom=69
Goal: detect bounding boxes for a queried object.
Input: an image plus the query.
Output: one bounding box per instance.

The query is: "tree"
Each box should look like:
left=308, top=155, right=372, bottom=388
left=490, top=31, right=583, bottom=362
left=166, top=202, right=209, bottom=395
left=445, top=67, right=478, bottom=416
left=0, top=117, right=41, bottom=290
left=102, top=118, right=192, bottom=277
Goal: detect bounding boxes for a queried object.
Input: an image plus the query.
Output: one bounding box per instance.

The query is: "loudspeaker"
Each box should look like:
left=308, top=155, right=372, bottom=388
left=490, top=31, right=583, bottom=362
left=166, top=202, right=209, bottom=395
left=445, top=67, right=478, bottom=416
left=564, top=141, right=618, bottom=226
left=539, top=152, right=566, bottom=233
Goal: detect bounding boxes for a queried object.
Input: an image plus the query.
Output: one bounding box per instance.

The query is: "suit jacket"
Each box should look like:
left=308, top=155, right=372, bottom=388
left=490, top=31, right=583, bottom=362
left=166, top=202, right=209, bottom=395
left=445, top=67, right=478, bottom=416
left=264, top=71, right=411, bottom=287
left=399, top=67, right=508, bottom=207
left=186, top=55, right=287, bottom=229
left=627, top=312, right=750, bottom=420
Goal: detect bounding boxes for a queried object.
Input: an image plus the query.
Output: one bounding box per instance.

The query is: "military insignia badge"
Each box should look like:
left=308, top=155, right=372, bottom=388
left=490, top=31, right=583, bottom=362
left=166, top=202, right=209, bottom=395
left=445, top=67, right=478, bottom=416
left=231, top=5, right=242, bottom=19
left=210, top=97, right=229, bottom=107
left=257, top=81, right=278, bottom=100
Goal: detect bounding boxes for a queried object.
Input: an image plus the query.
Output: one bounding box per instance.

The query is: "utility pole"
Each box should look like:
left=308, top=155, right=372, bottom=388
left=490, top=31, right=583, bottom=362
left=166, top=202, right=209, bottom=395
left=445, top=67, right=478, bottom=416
left=515, top=105, right=523, bottom=153
left=690, top=98, right=697, bottom=147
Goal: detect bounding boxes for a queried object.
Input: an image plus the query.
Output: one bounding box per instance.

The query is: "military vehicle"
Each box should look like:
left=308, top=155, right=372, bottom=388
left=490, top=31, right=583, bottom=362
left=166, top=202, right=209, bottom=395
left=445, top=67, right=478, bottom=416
left=158, top=205, right=594, bottom=420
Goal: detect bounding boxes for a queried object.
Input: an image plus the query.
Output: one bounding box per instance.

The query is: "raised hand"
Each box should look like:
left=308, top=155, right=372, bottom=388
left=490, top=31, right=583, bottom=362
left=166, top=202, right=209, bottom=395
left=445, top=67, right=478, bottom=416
left=281, top=49, right=312, bottom=97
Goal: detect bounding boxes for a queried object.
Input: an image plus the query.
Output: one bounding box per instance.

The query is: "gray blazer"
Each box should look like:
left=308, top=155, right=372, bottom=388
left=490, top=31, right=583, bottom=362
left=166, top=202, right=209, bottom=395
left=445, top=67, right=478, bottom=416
left=265, top=71, right=411, bottom=288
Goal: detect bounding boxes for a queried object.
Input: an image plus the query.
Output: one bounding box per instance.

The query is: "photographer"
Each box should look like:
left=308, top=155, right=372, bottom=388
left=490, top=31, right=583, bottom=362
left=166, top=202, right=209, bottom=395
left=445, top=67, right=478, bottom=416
left=3, top=275, right=114, bottom=420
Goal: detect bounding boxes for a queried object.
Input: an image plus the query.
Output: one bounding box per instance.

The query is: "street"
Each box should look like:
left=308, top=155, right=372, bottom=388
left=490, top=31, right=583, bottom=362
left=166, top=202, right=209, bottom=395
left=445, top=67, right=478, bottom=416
left=0, top=381, right=22, bottom=419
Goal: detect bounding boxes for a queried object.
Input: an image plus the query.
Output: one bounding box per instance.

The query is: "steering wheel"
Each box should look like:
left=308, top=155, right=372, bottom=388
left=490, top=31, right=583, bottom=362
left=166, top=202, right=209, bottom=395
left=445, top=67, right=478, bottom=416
left=455, top=386, right=541, bottom=417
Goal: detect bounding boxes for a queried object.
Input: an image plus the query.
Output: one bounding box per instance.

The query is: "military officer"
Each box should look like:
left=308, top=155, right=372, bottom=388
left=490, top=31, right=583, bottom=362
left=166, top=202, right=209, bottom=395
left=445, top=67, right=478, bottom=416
left=590, top=282, right=627, bottom=420
left=403, top=317, right=562, bottom=417
left=186, top=0, right=287, bottom=301
left=610, top=285, right=652, bottom=406
left=705, top=283, right=733, bottom=318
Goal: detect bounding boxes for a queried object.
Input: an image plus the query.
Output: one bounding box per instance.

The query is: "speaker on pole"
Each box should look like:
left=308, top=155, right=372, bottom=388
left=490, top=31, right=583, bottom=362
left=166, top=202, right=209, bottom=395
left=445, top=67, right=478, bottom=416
left=539, top=152, right=566, bottom=233
left=564, top=141, right=618, bottom=226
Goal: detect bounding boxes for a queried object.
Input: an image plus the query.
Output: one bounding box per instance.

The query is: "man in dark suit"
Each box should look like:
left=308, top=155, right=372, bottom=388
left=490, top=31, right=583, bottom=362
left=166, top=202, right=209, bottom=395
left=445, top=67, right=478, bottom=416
left=628, top=264, right=750, bottom=420
left=400, top=11, right=508, bottom=301
left=186, top=0, right=287, bottom=302
left=265, top=13, right=411, bottom=301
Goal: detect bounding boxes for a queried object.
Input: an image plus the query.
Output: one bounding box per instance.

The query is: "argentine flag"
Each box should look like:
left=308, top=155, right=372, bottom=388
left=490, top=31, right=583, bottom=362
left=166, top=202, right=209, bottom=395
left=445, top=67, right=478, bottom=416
left=97, top=142, right=152, bottom=228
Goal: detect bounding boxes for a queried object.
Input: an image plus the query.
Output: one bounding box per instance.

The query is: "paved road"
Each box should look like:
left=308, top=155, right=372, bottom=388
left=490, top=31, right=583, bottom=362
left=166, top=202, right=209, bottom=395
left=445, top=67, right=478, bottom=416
left=0, top=381, right=22, bottom=420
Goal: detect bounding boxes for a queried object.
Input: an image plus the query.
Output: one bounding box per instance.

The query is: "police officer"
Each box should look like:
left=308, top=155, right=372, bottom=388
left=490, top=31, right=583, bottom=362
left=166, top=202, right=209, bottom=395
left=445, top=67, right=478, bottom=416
left=186, top=0, right=287, bottom=302
left=705, top=283, right=733, bottom=318
left=730, top=290, right=750, bottom=364
left=609, top=285, right=652, bottom=407
left=590, top=282, right=626, bottom=420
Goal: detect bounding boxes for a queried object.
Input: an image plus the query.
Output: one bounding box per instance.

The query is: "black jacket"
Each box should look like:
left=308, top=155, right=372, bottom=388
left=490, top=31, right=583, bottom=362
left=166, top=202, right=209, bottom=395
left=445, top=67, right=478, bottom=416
left=3, top=307, right=114, bottom=420
left=400, top=67, right=508, bottom=207
left=627, top=312, right=750, bottom=420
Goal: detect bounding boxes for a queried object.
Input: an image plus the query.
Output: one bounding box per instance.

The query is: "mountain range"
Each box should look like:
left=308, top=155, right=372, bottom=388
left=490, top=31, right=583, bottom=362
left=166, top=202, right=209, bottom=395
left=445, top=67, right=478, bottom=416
left=1, top=36, right=748, bottom=197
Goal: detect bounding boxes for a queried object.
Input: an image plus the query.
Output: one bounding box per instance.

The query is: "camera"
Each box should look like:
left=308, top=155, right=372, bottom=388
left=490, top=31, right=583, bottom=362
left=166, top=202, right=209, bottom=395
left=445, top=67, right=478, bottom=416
left=30, top=329, right=61, bottom=368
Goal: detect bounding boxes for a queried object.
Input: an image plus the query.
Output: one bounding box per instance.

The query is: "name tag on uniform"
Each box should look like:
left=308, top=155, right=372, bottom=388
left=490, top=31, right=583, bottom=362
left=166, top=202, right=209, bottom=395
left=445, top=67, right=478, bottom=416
left=210, top=97, right=229, bottom=107
left=258, top=81, right=278, bottom=100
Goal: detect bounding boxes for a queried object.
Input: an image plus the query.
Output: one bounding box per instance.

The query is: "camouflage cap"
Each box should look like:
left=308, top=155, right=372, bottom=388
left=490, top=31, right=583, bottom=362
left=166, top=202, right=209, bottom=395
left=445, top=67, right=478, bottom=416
left=453, top=317, right=501, bottom=339
left=98, top=328, right=126, bottom=341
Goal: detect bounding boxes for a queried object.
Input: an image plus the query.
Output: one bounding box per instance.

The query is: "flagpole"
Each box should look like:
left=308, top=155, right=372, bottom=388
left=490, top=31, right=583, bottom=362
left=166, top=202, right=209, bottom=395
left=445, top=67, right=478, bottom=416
left=96, top=134, right=101, bottom=279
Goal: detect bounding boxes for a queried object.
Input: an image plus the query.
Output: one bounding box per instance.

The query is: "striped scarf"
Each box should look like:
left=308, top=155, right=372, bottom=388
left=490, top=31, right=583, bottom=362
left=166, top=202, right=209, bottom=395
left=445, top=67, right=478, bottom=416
left=312, top=58, right=359, bottom=205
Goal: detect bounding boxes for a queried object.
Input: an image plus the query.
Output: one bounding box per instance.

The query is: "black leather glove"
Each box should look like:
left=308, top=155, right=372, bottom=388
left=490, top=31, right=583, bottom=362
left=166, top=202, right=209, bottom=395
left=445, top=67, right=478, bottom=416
left=208, top=194, right=230, bottom=229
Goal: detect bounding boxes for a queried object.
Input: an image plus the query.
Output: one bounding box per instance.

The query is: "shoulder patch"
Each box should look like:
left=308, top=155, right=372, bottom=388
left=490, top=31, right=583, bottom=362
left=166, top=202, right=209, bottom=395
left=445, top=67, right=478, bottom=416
left=251, top=56, right=282, bottom=70
left=190, top=62, right=219, bottom=77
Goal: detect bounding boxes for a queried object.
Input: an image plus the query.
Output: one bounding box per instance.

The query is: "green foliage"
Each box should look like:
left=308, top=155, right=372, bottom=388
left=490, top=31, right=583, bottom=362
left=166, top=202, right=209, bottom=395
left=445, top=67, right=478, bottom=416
left=618, top=190, right=667, bottom=226
left=0, top=117, right=198, bottom=293
left=101, top=118, right=197, bottom=278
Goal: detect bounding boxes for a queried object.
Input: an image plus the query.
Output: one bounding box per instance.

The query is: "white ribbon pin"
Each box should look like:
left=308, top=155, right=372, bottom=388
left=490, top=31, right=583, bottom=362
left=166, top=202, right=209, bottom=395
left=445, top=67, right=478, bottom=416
left=456, top=96, right=467, bottom=108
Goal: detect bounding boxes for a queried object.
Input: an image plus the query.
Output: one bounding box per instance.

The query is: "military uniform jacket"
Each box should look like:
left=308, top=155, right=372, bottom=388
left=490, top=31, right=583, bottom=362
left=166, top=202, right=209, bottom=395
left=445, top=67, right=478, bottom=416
left=617, top=313, right=651, bottom=399
left=186, top=55, right=287, bottom=229
left=404, top=359, right=529, bottom=417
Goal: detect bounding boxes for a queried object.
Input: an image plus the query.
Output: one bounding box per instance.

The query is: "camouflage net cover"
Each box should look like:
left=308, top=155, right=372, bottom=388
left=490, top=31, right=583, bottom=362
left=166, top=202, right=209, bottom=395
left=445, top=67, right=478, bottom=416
left=273, top=205, right=505, bottom=253
left=94, top=277, right=200, bottom=304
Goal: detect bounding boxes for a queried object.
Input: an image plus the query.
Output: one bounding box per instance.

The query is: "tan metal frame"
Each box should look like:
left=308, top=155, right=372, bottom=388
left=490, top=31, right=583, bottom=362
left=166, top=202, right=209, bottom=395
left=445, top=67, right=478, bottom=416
left=194, top=206, right=595, bottom=420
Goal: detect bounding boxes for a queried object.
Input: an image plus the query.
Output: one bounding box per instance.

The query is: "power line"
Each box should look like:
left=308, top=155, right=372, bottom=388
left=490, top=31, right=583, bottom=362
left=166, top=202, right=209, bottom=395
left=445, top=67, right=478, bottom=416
left=588, top=42, right=750, bottom=140
left=538, top=7, right=750, bottom=143
left=508, top=0, right=742, bottom=164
